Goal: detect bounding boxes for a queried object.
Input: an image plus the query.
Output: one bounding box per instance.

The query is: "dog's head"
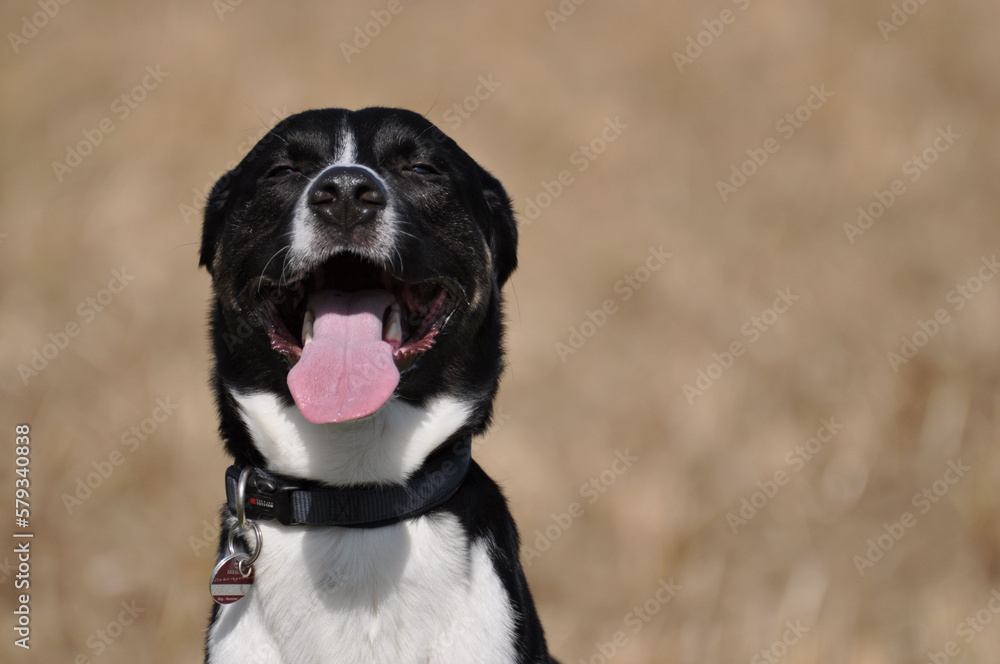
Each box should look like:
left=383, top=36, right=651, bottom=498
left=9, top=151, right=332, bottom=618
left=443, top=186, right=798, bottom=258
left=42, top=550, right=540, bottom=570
left=200, top=108, right=516, bottom=445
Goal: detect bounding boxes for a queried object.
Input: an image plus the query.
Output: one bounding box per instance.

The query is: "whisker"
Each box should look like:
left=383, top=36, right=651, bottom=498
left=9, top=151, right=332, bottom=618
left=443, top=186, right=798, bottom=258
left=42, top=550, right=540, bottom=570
left=393, top=228, right=420, bottom=242
left=257, top=247, right=291, bottom=297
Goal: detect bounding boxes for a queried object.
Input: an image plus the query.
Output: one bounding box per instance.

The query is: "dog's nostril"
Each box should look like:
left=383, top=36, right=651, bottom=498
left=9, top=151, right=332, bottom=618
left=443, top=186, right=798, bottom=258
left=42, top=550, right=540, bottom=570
left=309, top=187, right=338, bottom=206
left=358, top=187, right=385, bottom=208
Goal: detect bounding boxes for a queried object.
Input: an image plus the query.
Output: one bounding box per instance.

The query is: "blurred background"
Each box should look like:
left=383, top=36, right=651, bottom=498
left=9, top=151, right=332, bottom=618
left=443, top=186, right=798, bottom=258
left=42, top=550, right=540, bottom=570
left=2, top=1, right=999, bottom=662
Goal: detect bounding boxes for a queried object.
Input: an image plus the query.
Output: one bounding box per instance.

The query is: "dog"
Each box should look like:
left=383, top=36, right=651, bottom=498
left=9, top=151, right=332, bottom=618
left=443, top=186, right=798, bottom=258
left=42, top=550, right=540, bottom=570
left=199, top=107, right=556, bottom=663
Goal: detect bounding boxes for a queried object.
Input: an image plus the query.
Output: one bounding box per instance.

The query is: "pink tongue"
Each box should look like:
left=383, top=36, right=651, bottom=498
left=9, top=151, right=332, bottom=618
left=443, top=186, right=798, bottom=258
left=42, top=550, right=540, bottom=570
left=287, top=289, right=399, bottom=424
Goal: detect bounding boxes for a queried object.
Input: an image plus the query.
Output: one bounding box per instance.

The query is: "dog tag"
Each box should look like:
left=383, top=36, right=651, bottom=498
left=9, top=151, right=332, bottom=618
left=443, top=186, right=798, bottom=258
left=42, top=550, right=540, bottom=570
left=210, top=553, right=255, bottom=605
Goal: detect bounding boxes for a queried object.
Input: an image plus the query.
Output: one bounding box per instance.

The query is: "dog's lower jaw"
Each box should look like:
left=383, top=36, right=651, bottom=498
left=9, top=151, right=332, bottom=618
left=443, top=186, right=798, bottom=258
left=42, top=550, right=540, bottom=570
left=229, top=386, right=474, bottom=486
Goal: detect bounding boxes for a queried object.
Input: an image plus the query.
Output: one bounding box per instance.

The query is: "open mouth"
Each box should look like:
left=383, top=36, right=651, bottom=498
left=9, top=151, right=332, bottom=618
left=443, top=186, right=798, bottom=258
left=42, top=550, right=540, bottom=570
left=256, top=254, right=460, bottom=370
left=252, top=254, right=461, bottom=423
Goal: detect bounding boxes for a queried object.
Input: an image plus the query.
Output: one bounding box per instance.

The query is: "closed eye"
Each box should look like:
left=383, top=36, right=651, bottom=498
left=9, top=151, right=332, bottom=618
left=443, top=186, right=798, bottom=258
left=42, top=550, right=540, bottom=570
left=265, top=165, right=300, bottom=179
left=406, top=163, right=440, bottom=176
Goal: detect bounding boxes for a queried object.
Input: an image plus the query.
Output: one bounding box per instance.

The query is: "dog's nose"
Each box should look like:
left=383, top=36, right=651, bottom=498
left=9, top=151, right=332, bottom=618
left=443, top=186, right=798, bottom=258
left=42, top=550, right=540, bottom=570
left=307, top=167, right=387, bottom=231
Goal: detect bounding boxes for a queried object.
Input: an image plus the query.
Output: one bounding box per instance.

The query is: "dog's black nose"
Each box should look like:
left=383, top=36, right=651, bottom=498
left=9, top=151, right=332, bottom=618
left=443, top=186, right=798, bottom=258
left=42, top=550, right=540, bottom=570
left=307, top=167, right=387, bottom=231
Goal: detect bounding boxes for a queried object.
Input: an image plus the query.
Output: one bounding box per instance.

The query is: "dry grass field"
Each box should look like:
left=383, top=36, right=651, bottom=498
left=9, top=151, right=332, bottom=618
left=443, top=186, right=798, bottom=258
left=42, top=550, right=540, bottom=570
left=2, top=1, right=1000, bottom=662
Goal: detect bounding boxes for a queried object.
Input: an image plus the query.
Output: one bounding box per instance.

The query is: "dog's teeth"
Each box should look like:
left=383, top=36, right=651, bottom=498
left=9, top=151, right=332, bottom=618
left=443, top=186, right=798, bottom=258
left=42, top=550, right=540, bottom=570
left=384, top=303, right=402, bottom=345
left=303, top=309, right=314, bottom=346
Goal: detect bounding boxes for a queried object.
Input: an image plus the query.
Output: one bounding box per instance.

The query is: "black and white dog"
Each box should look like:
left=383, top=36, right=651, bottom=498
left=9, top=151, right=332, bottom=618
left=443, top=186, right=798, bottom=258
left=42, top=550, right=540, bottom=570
left=199, top=108, right=555, bottom=663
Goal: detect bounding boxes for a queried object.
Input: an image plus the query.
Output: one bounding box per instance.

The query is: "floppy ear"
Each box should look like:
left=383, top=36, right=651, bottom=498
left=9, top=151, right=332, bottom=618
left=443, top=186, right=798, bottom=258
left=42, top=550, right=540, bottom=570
left=480, top=171, right=518, bottom=287
left=199, top=172, right=232, bottom=274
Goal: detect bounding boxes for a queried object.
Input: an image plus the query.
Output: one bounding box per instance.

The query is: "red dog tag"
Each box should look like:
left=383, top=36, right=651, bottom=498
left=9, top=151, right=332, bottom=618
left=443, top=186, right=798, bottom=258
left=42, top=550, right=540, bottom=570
left=210, top=553, right=255, bottom=605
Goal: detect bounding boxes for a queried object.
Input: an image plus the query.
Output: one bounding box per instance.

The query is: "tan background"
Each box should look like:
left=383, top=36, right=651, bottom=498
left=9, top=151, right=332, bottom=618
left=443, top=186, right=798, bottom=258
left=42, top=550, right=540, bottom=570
left=2, top=0, right=1000, bottom=662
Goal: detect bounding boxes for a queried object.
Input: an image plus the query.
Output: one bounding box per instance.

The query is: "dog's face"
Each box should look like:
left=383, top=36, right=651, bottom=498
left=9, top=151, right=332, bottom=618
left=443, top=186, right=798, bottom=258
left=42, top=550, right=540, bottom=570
left=200, top=108, right=516, bottom=435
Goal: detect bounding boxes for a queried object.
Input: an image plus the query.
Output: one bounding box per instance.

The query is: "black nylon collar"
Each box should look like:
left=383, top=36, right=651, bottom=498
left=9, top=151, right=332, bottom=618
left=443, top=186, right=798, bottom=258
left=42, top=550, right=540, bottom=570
left=225, top=436, right=472, bottom=527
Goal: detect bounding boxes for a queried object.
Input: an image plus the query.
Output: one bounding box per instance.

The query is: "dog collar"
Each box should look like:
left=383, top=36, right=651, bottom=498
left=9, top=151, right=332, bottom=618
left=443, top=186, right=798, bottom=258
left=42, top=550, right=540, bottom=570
left=224, top=437, right=472, bottom=527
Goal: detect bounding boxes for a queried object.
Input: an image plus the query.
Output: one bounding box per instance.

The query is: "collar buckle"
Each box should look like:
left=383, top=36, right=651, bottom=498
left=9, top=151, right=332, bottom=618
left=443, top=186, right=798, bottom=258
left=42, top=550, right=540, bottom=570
left=226, top=467, right=297, bottom=524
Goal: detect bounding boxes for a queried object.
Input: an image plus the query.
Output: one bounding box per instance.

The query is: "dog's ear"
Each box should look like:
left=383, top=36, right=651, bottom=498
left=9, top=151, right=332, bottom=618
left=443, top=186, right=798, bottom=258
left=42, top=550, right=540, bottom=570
left=480, top=171, right=518, bottom=288
left=199, top=172, right=231, bottom=274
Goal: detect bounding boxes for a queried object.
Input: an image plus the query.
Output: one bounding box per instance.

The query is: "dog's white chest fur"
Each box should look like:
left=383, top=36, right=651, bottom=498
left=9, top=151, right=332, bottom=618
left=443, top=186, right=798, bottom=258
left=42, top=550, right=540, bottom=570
left=207, top=390, right=517, bottom=664
left=208, top=516, right=515, bottom=663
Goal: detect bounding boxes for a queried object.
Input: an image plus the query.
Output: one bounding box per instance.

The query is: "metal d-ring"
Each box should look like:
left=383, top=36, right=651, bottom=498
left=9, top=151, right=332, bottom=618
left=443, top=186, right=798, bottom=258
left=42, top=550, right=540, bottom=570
left=227, top=520, right=262, bottom=567
left=231, top=467, right=262, bottom=577
left=236, top=557, right=253, bottom=578
left=235, top=466, right=253, bottom=529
